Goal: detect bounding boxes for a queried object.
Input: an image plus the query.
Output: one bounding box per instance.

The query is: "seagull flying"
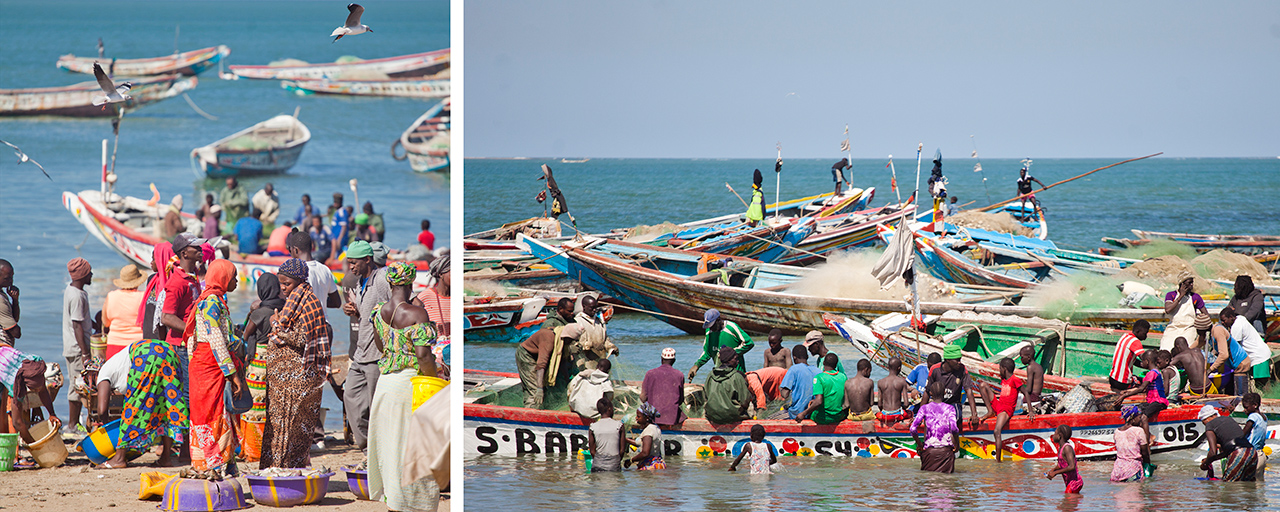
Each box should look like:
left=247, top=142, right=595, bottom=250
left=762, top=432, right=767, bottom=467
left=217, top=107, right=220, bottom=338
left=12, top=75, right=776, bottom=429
left=331, top=4, right=371, bottom=42
left=91, top=62, right=132, bottom=109
left=1, top=140, right=52, bottom=181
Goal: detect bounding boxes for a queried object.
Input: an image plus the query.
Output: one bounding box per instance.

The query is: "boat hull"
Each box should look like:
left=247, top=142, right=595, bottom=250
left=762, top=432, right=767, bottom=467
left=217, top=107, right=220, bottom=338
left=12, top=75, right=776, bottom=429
left=57, top=46, right=231, bottom=77
left=0, top=75, right=196, bottom=117
left=202, top=143, right=308, bottom=177
left=283, top=78, right=449, bottom=99
left=230, top=49, right=450, bottom=81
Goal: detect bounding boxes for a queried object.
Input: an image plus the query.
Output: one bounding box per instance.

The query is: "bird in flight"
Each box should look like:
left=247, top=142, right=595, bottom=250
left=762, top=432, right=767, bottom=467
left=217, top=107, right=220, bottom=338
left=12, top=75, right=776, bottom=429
left=331, top=4, right=372, bottom=42
left=1, top=140, right=52, bottom=181
left=91, top=62, right=132, bottom=109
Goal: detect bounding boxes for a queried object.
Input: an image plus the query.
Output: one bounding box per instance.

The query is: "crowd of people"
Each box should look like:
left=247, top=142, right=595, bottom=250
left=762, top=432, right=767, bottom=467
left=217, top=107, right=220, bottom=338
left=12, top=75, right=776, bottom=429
left=0, top=227, right=452, bottom=509
left=516, top=289, right=1271, bottom=485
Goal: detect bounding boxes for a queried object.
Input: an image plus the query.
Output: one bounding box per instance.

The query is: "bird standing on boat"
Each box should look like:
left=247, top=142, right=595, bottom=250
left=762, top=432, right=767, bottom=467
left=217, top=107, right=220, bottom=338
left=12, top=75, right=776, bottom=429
left=331, top=3, right=371, bottom=42
left=0, top=140, right=52, bottom=180
left=91, top=62, right=132, bottom=109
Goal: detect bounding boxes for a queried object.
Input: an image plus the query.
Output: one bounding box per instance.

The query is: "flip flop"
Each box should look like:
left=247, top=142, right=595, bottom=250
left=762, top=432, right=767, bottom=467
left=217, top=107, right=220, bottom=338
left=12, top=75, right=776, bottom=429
left=97, top=460, right=127, bottom=470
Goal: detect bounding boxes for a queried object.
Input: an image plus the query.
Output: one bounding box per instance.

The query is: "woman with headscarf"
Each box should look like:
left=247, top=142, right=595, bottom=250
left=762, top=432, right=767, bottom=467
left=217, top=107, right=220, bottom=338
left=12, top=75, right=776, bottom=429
left=368, top=262, right=439, bottom=511
left=138, top=242, right=176, bottom=340
left=1230, top=275, right=1266, bottom=334
left=412, top=254, right=450, bottom=373
left=183, top=259, right=244, bottom=474
left=260, top=258, right=330, bottom=469
left=239, top=274, right=286, bottom=462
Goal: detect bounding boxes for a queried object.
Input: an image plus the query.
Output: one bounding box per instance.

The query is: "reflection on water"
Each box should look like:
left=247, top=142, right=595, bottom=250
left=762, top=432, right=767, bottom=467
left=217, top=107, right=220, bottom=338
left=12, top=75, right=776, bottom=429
left=465, top=454, right=1274, bottom=512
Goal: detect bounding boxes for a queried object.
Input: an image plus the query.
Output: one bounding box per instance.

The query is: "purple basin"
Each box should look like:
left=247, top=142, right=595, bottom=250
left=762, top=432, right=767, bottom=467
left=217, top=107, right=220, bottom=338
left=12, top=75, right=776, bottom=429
left=245, top=473, right=334, bottom=507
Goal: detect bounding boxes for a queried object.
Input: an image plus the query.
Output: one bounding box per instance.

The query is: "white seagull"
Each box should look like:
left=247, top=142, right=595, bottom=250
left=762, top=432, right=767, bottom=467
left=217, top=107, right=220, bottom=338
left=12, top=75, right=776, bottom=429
left=331, top=3, right=371, bottom=42
left=91, top=62, right=132, bottom=109
left=1, top=140, right=52, bottom=180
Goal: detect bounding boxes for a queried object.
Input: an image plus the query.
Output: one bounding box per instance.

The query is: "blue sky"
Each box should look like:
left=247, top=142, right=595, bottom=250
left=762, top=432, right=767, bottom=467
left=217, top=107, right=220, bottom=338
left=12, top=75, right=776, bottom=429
left=464, top=1, right=1280, bottom=158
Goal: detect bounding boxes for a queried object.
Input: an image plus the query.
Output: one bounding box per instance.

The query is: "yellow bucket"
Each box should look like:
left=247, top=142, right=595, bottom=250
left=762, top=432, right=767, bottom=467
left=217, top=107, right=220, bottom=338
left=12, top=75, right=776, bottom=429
left=27, top=419, right=69, bottom=468
left=411, top=376, right=448, bottom=410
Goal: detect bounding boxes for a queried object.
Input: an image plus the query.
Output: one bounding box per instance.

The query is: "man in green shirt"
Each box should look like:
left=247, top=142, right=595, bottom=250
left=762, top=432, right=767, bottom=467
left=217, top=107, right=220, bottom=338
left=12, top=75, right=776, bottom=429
left=704, top=347, right=751, bottom=424
left=689, top=309, right=754, bottom=381
left=541, top=297, right=575, bottom=332
left=797, top=353, right=847, bottom=424
left=362, top=201, right=385, bottom=241
left=219, top=177, right=249, bottom=232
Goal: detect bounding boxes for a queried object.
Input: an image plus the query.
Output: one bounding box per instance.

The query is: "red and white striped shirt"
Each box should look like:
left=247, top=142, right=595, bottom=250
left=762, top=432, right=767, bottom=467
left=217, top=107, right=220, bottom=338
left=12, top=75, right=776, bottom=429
left=1109, top=332, right=1145, bottom=383
left=417, top=287, right=449, bottom=339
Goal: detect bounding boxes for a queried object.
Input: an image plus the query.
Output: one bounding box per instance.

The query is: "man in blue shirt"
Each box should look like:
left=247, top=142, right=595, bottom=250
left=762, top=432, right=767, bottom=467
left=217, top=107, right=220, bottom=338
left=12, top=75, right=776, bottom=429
left=327, top=193, right=350, bottom=257
left=293, top=193, right=315, bottom=225
left=779, top=344, right=820, bottom=419
left=906, top=352, right=941, bottom=396
left=234, top=209, right=264, bottom=254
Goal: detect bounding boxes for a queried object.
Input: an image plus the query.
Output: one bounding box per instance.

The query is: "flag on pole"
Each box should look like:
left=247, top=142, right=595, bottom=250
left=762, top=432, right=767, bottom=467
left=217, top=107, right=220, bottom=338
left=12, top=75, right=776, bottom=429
left=974, top=162, right=982, bottom=172
left=840, top=139, right=850, bottom=152
left=872, top=218, right=915, bottom=290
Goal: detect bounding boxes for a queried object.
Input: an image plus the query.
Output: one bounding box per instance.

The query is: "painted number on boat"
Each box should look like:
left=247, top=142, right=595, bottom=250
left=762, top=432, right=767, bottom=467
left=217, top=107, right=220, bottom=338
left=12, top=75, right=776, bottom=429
left=1161, top=422, right=1199, bottom=443
left=471, top=425, right=684, bottom=457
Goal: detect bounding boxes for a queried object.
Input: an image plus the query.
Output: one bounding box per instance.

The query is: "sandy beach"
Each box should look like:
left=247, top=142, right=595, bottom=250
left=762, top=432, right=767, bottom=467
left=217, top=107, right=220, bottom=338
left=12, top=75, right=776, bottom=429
left=1, top=431, right=449, bottom=512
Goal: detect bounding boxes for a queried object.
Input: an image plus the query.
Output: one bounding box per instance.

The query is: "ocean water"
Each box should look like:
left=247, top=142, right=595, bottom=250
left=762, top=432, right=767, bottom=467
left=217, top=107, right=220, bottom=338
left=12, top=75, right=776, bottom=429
left=464, top=157, right=1280, bottom=509
left=0, top=0, right=450, bottom=429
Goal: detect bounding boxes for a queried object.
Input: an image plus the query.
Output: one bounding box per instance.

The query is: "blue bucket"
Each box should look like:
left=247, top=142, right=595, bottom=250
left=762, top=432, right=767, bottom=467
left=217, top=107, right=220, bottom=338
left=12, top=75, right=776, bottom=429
left=76, top=419, right=121, bottom=464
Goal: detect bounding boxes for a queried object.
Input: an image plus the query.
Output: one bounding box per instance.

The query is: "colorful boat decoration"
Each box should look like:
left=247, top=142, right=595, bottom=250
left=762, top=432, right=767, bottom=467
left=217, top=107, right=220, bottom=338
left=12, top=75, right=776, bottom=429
left=464, top=297, right=548, bottom=344
left=229, top=49, right=449, bottom=81
left=283, top=78, right=449, bottom=99
left=463, top=369, right=1212, bottom=460
left=190, top=113, right=310, bottom=177
left=393, top=100, right=450, bottom=173
left=57, top=45, right=231, bottom=77
left=0, top=74, right=196, bottom=117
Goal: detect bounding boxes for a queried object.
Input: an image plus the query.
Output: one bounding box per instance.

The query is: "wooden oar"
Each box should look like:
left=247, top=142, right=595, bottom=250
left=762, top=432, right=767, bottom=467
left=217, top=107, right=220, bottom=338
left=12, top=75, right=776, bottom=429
left=976, top=152, right=1163, bottom=213
left=725, top=182, right=748, bottom=207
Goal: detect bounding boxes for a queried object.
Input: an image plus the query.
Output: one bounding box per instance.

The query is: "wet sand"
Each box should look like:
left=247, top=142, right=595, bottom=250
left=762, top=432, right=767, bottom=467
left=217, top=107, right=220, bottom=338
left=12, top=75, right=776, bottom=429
left=1, top=432, right=450, bottom=512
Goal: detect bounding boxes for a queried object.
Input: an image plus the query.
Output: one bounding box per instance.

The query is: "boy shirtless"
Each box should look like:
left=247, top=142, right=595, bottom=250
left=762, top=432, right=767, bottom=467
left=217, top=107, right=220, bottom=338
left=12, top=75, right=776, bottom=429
left=876, top=357, right=912, bottom=426
left=763, top=329, right=791, bottom=369
left=979, top=357, right=1036, bottom=462
left=1170, top=337, right=1207, bottom=395
left=1018, top=345, right=1044, bottom=413
left=845, top=359, right=876, bottom=421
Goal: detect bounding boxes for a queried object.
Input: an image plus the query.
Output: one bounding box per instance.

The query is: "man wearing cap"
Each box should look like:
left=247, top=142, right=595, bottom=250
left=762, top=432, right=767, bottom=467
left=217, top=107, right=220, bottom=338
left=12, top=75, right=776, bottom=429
left=804, top=330, right=845, bottom=374
left=233, top=209, right=265, bottom=255
left=0, top=259, right=20, bottom=345
left=704, top=347, right=751, bottom=424
left=251, top=183, right=280, bottom=226
left=780, top=344, right=820, bottom=420
left=641, top=347, right=686, bottom=426
left=689, top=309, right=753, bottom=381
left=62, top=257, right=94, bottom=434
left=352, top=213, right=376, bottom=243
left=342, top=239, right=392, bottom=449
left=1198, top=405, right=1258, bottom=481
left=1161, top=271, right=1208, bottom=351
left=220, top=177, right=249, bottom=229
left=516, top=323, right=579, bottom=409
left=925, top=343, right=979, bottom=432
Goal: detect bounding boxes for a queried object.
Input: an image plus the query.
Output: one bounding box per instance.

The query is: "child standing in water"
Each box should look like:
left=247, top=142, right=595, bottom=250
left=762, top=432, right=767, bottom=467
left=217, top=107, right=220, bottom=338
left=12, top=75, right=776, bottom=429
left=729, top=424, right=777, bottom=474
left=1112, top=405, right=1151, bottom=482
left=1045, top=425, right=1083, bottom=493
left=587, top=398, right=624, bottom=472
left=625, top=403, right=665, bottom=471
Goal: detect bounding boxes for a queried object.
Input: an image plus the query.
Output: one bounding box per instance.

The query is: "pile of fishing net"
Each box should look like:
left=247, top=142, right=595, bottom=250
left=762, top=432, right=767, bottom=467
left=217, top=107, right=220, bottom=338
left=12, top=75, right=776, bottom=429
left=948, top=211, right=1033, bottom=237
left=1118, top=256, right=1216, bottom=293
left=622, top=222, right=682, bottom=243
left=267, top=58, right=309, bottom=67
left=1191, top=249, right=1278, bottom=285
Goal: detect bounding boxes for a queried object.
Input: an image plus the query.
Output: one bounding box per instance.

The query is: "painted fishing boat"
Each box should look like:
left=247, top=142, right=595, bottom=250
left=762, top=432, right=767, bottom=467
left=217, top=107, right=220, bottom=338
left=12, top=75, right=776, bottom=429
left=770, top=202, right=916, bottom=266
left=283, top=78, right=449, bottom=99
left=190, top=113, right=310, bottom=177
left=57, top=45, right=231, bottom=77
left=522, top=235, right=1187, bottom=336
left=229, top=49, right=450, bottom=81
left=465, top=297, right=548, bottom=344
left=463, top=369, right=1213, bottom=460
left=1104, top=230, right=1280, bottom=255
left=392, top=99, right=450, bottom=173
left=885, top=226, right=1048, bottom=289
left=0, top=74, right=196, bottom=117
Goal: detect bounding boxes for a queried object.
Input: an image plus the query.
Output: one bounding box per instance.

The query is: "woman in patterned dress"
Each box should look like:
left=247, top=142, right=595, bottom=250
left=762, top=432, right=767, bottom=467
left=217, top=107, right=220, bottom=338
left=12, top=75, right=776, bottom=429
left=368, top=262, right=439, bottom=512
left=260, top=258, right=330, bottom=469
left=108, top=338, right=187, bottom=469
left=182, top=259, right=243, bottom=474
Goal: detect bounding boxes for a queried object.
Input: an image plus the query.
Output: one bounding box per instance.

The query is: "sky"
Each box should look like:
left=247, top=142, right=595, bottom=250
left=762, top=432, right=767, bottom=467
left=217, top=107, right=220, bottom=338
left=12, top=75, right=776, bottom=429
left=464, top=1, right=1280, bottom=158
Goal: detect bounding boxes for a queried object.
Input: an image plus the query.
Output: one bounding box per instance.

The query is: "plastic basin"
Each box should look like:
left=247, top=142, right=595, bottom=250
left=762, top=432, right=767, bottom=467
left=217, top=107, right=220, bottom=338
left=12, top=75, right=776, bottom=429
left=343, top=467, right=370, bottom=500
left=246, top=472, right=333, bottom=507
left=76, top=419, right=121, bottom=464
left=411, top=376, right=448, bottom=410
left=159, top=477, right=249, bottom=511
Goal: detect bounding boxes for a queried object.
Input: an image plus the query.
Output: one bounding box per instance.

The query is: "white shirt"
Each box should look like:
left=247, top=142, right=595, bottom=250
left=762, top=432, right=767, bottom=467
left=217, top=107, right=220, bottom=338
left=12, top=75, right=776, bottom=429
left=1232, top=316, right=1269, bottom=368
left=305, top=260, right=338, bottom=308
left=98, top=348, right=131, bottom=394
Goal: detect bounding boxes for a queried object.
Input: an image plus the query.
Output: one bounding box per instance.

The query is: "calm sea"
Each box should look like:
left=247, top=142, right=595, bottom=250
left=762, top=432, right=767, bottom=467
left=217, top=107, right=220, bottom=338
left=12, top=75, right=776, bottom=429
left=0, top=0, right=450, bottom=429
left=464, top=157, right=1279, bottom=509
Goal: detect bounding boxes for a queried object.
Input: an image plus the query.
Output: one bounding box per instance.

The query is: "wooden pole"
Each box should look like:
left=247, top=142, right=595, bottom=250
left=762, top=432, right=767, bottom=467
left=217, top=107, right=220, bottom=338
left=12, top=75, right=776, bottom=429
left=977, top=153, right=1163, bottom=213
left=725, top=182, right=748, bottom=208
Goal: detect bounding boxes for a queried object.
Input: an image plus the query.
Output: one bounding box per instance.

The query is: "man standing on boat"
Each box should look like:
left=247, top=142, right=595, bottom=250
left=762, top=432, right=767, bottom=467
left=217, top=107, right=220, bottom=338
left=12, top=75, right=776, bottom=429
left=745, top=169, right=765, bottom=227
left=1109, top=320, right=1150, bottom=392
left=541, top=298, right=575, bottom=332
left=219, top=178, right=249, bottom=233
left=251, top=183, right=280, bottom=228
left=1015, top=167, right=1045, bottom=212
left=689, top=309, right=753, bottom=381
left=831, top=158, right=852, bottom=197
left=640, top=347, right=686, bottom=426
left=1161, top=271, right=1209, bottom=351
left=925, top=344, right=980, bottom=432
left=570, top=295, right=615, bottom=372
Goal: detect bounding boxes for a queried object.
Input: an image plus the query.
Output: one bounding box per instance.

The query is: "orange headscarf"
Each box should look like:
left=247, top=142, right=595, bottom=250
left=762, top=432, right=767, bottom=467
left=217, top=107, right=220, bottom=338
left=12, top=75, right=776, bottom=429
left=182, top=259, right=237, bottom=342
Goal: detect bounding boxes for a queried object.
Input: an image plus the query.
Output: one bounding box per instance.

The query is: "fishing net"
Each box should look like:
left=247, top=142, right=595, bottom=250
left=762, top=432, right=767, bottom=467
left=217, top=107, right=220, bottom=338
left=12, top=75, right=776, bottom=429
left=267, top=58, right=309, bottom=67
left=784, top=249, right=956, bottom=302
left=1191, top=249, right=1278, bottom=285
left=1113, top=239, right=1199, bottom=261
left=621, top=222, right=682, bottom=243
left=1119, top=256, right=1218, bottom=293
left=1023, top=272, right=1132, bottom=319
left=223, top=136, right=277, bottom=151
left=463, top=279, right=516, bottom=297
left=947, top=211, right=1032, bottom=237
left=334, top=55, right=365, bottom=64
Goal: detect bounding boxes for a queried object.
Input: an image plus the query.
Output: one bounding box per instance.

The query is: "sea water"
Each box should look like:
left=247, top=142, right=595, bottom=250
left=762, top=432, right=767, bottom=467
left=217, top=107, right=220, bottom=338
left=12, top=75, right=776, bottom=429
left=0, top=0, right=450, bottom=429
left=464, top=157, right=1279, bottom=508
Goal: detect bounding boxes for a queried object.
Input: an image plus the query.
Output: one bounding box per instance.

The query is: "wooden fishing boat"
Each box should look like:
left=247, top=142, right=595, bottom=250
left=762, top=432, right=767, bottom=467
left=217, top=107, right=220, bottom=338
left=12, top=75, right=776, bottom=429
left=1104, top=230, right=1280, bottom=255
left=57, top=45, right=231, bottom=77
left=190, top=113, right=310, bottom=177
left=392, top=100, right=450, bottom=173
left=463, top=369, right=1214, bottom=460
left=283, top=78, right=449, bottom=99
left=0, top=74, right=196, bottom=117
left=885, top=226, right=1047, bottom=289
left=522, top=235, right=1185, bottom=336
left=229, top=49, right=450, bottom=81
left=765, top=202, right=917, bottom=266
left=465, top=297, right=548, bottom=344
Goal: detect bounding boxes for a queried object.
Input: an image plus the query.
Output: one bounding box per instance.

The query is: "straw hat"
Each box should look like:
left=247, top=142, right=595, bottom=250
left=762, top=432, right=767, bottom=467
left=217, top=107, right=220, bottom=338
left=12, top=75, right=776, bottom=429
left=113, top=264, right=148, bottom=289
